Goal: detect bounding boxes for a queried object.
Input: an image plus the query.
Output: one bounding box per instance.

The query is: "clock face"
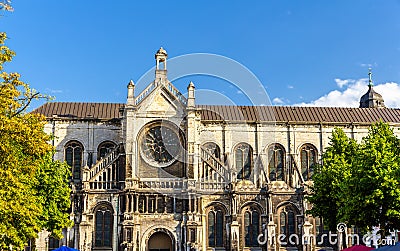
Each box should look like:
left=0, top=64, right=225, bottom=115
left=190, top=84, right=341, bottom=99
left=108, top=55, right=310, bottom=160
left=141, top=125, right=180, bottom=166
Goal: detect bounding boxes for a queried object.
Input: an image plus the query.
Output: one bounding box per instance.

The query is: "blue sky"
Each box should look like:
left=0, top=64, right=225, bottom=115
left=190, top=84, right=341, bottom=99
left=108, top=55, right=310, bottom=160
left=1, top=1, right=400, bottom=109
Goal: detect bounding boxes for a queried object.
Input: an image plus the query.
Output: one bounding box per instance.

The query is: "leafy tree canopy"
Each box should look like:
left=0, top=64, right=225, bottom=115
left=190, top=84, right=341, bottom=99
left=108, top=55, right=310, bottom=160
left=308, top=122, right=400, bottom=235
left=307, top=128, right=357, bottom=231
left=0, top=32, right=72, bottom=250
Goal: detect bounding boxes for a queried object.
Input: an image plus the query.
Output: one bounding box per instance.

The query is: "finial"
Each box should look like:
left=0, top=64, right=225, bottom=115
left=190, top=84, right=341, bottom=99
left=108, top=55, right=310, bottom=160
left=368, top=68, right=373, bottom=87
left=187, top=81, right=195, bottom=108
left=127, top=79, right=135, bottom=88
left=155, top=47, right=168, bottom=57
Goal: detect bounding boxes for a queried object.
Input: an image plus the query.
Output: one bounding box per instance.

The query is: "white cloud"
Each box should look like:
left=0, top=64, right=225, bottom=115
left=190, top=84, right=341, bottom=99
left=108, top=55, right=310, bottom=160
left=360, top=62, right=378, bottom=68
left=374, top=82, right=400, bottom=108
left=273, top=97, right=285, bottom=105
left=334, top=78, right=354, bottom=88
left=45, top=88, right=63, bottom=94
left=287, top=85, right=294, bottom=89
left=295, top=78, right=400, bottom=108
left=237, top=90, right=243, bottom=94
left=360, top=63, right=372, bottom=67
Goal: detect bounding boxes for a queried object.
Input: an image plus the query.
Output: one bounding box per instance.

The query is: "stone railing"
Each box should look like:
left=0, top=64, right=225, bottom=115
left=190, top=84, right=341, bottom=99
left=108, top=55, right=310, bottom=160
left=200, top=145, right=228, bottom=181
left=138, top=178, right=189, bottom=190
left=166, top=82, right=187, bottom=106
left=88, top=181, right=124, bottom=190
left=86, top=144, right=121, bottom=182
left=137, top=178, right=225, bottom=192
left=197, top=181, right=227, bottom=191
left=135, top=81, right=157, bottom=105
left=133, top=79, right=187, bottom=106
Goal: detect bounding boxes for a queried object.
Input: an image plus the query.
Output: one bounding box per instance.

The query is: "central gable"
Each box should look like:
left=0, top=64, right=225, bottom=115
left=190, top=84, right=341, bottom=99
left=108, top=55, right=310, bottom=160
left=136, top=83, right=187, bottom=118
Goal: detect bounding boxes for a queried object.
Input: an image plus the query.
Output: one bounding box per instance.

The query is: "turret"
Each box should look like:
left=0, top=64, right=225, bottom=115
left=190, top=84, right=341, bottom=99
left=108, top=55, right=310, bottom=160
left=127, top=79, right=135, bottom=106
left=187, top=81, right=195, bottom=108
left=155, top=47, right=168, bottom=82
left=359, top=69, right=385, bottom=108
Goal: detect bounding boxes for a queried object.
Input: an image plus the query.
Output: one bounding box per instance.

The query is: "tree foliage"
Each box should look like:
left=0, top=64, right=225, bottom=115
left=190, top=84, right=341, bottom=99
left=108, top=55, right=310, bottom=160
left=0, top=32, right=72, bottom=250
left=307, top=128, right=357, bottom=231
left=308, top=122, right=400, bottom=235
left=344, top=122, right=400, bottom=234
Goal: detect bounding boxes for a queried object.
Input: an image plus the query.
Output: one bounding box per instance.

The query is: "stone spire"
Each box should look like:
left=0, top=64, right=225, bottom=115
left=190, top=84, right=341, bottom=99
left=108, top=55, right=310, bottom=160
left=187, top=81, right=195, bottom=108
left=127, top=79, right=135, bottom=106
left=368, top=67, right=373, bottom=87
left=359, top=68, right=385, bottom=108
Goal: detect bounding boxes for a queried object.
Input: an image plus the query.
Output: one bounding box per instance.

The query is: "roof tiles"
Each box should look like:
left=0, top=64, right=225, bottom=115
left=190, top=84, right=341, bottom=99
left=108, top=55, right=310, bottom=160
left=32, top=102, right=400, bottom=124
left=32, top=102, right=124, bottom=120
left=197, top=105, right=400, bottom=124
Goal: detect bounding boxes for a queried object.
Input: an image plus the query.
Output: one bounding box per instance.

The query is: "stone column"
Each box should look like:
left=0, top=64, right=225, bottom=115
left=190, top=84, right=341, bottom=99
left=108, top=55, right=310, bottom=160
left=164, top=196, right=167, bottom=213
left=155, top=195, right=158, bottom=213
left=125, top=194, right=129, bottom=212
left=112, top=195, right=119, bottom=251
left=124, top=79, right=137, bottom=182
left=135, top=194, right=139, bottom=213
left=145, top=195, right=148, bottom=213
left=201, top=212, right=207, bottom=251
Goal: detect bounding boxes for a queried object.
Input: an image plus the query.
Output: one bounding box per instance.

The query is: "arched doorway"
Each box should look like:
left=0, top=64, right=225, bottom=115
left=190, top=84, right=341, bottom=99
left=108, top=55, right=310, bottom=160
left=148, top=231, right=173, bottom=251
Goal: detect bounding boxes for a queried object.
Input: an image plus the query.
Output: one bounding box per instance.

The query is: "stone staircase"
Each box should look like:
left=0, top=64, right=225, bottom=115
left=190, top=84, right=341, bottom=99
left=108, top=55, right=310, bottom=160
left=200, top=145, right=229, bottom=182
left=83, top=144, right=123, bottom=190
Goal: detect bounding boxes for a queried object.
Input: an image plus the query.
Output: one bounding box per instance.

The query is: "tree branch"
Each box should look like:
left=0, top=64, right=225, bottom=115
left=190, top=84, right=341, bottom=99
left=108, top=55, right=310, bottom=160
left=12, top=92, right=41, bottom=117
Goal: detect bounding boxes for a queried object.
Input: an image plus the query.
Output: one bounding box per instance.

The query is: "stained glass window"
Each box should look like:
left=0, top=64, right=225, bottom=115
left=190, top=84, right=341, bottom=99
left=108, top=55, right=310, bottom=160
left=65, top=141, right=83, bottom=180
left=235, top=143, right=253, bottom=180
left=300, top=144, right=318, bottom=181
left=244, top=209, right=260, bottom=247
left=268, top=144, right=285, bottom=181
left=97, top=141, right=116, bottom=160
left=95, top=205, right=113, bottom=247
left=208, top=208, right=224, bottom=247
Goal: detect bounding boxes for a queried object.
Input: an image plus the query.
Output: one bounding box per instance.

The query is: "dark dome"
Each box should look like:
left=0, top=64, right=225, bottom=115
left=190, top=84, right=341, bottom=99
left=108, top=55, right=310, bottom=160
left=359, top=85, right=385, bottom=108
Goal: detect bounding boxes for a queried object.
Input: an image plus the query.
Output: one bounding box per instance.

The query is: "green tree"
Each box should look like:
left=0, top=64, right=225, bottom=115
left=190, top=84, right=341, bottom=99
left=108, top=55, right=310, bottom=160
left=307, top=128, right=357, bottom=231
left=308, top=122, right=400, bottom=235
left=0, top=32, right=72, bottom=249
left=35, top=154, right=73, bottom=238
left=343, top=122, right=400, bottom=235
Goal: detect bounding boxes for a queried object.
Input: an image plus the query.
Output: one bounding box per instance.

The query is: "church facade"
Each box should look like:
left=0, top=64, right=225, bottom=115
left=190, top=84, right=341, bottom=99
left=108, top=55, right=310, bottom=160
left=33, top=48, right=400, bottom=251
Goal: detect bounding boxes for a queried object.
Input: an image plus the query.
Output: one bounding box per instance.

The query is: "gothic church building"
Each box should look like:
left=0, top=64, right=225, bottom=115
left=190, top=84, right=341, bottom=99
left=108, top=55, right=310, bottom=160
left=33, top=48, right=400, bottom=251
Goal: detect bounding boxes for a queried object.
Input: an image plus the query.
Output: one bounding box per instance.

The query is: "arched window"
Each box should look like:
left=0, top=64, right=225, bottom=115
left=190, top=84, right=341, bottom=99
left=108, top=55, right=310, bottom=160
left=97, top=141, right=116, bottom=160
left=280, top=211, right=286, bottom=235
left=300, top=144, right=318, bottom=181
left=202, top=142, right=221, bottom=179
left=235, top=143, right=253, bottom=180
left=95, top=205, right=113, bottom=247
left=244, top=208, right=261, bottom=247
left=203, top=142, right=221, bottom=159
left=208, top=207, right=224, bottom=247
left=288, top=211, right=295, bottom=235
left=279, top=208, right=297, bottom=245
left=65, top=141, right=83, bottom=180
left=268, top=144, right=285, bottom=181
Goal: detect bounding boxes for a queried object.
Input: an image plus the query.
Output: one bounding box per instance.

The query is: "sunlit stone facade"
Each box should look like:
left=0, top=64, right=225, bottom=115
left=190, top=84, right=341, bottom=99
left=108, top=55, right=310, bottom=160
left=33, top=48, right=400, bottom=251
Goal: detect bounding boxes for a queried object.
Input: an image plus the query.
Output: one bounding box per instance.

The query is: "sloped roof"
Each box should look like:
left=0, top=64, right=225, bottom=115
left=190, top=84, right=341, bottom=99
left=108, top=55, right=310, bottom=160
left=32, top=102, right=400, bottom=124
left=32, top=102, right=124, bottom=120
left=197, top=105, right=400, bottom=124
